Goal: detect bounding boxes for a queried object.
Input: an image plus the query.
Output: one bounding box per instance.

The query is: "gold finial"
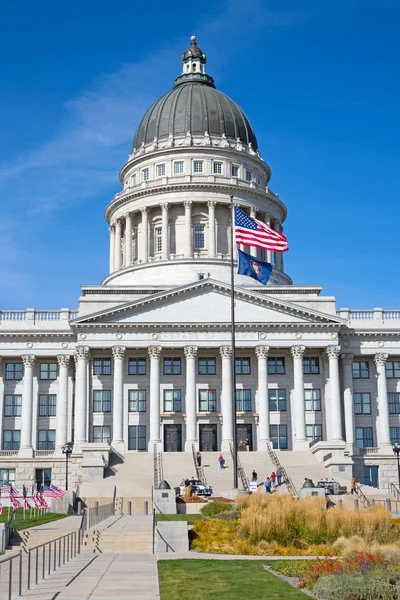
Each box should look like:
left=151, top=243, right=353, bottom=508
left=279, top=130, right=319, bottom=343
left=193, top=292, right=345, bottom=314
left=191, top=35, right=197, bottom=44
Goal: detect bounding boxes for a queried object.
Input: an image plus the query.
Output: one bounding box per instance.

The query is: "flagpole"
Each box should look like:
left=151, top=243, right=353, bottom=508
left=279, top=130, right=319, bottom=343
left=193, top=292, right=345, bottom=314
left=230, top=195, right=238, bottom=490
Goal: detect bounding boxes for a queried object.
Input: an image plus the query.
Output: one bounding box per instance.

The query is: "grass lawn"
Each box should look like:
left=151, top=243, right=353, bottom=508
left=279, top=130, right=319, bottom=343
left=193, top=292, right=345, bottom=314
left=158, top=559, right=309, bottom=600
left=156, top=514, right=203, bottom=525
left=0, top=508, right=67, bottom=531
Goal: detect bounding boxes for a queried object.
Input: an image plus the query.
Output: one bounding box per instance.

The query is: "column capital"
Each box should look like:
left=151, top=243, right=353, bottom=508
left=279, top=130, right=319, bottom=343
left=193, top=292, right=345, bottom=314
left=74, top=346, right=91, bottom=362
left=57, top=354, right=71, bottom=368
left=255, top=346, right=270, bottom=359
left=109, top=224, right=115, bottom=233
left=207, top=201, right=216, bottom=209
left=184, top=346, right=198, bottom=359
left=112, top=346, right=126, bottom=359
left=326, top=346, right=341, bottom=360
left=183, top=200, right=192, bottom=209
left=115, top=218, right=122, bottom=227
left=140, top=207, right=148, bottom=215
left=375, top=353, right=388, bottom=367
left=291, top=345, right=305, bottom=359
left=148, top=346, right=162, bottom=359
left=125, top=213, right=132, bottom=222
left=219, top=346, right=232, bottom=359
left=340, top=353, right=355, bottom=365
left=250, top=207, right=256, bottom=218
left=21, top=355, right=36, bottom=367
left=160, top=202, right=169, bottom=212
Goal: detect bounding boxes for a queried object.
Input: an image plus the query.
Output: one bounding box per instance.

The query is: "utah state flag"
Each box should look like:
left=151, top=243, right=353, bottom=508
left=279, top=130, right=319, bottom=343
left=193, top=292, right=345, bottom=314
left=237, top=248, right=272, bottom=285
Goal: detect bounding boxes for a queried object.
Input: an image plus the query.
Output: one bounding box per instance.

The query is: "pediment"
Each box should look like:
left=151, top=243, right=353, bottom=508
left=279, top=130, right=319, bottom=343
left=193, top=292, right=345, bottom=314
left=71, top=280, right=344, bottom=328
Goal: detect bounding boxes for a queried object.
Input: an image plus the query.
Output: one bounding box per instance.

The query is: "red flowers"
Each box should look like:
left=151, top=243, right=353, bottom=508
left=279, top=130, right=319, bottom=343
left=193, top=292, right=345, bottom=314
left=299, top=553, right=392, bottom=588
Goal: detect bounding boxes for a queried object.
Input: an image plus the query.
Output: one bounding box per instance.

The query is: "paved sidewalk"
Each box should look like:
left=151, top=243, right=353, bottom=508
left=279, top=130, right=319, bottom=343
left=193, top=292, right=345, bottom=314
left=157, top=551, right=324, bottom=561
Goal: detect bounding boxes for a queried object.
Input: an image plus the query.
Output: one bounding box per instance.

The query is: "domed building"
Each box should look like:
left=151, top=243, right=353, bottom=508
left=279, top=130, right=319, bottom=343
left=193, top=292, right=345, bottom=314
left=0, top=38, right=399, bottom=502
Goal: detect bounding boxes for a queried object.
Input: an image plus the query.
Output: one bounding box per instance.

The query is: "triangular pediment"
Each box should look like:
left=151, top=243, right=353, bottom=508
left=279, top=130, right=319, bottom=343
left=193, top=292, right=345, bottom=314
left=71, top=280, right=344, bottom=328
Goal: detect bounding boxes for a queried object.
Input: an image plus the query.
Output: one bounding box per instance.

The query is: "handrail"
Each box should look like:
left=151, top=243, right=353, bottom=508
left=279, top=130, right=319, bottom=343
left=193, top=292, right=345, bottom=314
left=229, top=443, right=249, bottom=491
left=191, top=444, right=204, bottom=482
left=152, top=508, right=156, bottom=554
left=81, top=501, right=115, bottom=531
left=389, top=482, right=400, bottom=502
left=355, top=483, right=371, bottom=507
left=266, top=443, right=298, bottom=497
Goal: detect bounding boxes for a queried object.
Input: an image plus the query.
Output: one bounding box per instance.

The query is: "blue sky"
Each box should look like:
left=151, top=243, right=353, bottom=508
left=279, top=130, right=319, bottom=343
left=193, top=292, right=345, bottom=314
left=0, top=0, right=399, bottom=310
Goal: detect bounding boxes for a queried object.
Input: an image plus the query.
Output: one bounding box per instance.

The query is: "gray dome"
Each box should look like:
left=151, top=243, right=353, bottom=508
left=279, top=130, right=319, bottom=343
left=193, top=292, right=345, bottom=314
left=132, top=81, right=258, bottom=151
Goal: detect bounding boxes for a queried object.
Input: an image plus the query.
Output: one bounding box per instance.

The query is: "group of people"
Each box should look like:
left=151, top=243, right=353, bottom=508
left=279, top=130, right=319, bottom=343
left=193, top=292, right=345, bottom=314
left=251, top=468, right=283, bottom=493
left=238, top=437, right=251, bottom=451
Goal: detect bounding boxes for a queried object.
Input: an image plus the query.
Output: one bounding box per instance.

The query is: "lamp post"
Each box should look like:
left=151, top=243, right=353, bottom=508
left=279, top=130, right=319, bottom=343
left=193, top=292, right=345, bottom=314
left=393, top=443, right=400, bottom=489
left=62, top=442, right=73, bottom=491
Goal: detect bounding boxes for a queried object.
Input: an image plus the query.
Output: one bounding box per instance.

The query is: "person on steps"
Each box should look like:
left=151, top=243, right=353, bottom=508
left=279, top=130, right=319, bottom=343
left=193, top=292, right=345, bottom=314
left=276, top=467, right=282, bottom=486
left=196, top=451, right=202, bottom=467
left=251, top=470, right=258, bottom=481
left=270, top=471, right=276, bottom=488
left=218, top=454, right=225, bottom=469
left=351, top=476, right=356, bottom=495
left=265, top=477, right=272, bottom=493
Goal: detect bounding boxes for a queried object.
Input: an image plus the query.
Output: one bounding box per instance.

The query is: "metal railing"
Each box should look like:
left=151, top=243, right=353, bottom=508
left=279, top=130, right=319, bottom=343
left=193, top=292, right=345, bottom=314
left=153, top=444, right=163, bottom=489
left=191, top=445, right=208, bottom=485
left=389, top=482, right=400, bottom=502
left=0, top=530, right=81, bottom=600
left=266, top=443, right=298, bottom=497
left=229, top=443, right=249, bottom=491
left=355, top=483, right=371, bottom=508
left=81, top=501, right=115, bottom=531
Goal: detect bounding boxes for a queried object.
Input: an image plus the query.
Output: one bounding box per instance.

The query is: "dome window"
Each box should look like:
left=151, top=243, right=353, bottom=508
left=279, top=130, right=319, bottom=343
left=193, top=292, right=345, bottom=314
left=154, top=227, right=162, bottom=253
left=194, top=225, right=205, bottom=249
left=257, top=175, right=261, bottom=185
left=142, top=168, right=149, bottom=182
left=231, top=165, right=239, bottom=177
left=213, top=162, right=223, bottom=174
left=156, top=164, right=166, bottom=177
left=246, top=169, right=252, bottom=182
left=193, top=161, right=203, bottom=173
left=174, top=161, right=184, bottom=174
left=131, top=173, right=136, bottom=186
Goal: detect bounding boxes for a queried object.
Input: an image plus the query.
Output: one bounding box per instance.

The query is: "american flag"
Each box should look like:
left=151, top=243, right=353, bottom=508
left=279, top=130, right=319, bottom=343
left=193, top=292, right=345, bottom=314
left=10, top=496, right=21, bottom=509
left=23, top=498, right=30, bottom=511
left=234, top=207, right=289, bottom=252
left=43, top=484, right=66, bottom=500
left=2, top=480, right=12, bottom=495
left=32, top=492, right=41, bottom=509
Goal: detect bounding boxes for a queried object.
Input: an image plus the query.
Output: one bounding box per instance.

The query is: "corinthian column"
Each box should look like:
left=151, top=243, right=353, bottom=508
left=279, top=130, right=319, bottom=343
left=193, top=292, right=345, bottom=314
left=326, top=346, right=343, bottom=441
left=109, top=225, right=115, bottom=273
left=161, top=203, right=169, bottom=260
left=291, top=346, right=307, bottom=448
left=141, top=208, right=148, bottom=263
left=184, top=346, right=198, bottom=451
left=255, top=346, right=270, bottom=450
left=115, top=219, right=122, bottom=270
left=112, top=346, right=126, bottom=451
left=184, top=201, right=193, bottom=258
left=148, top=346, right=162, bottom=451
left=208, top=201, right=216, bottom=257
left=125, top=214, right=132, bottom=267
left=20, top=355, right=36, bottom=457
left=375, top=353, right=391, bottom=451
left=74, top=347, right=90, bottom=446
left=341, top=354, right=355, bottom=450
left=56, top=355, right=71, bottom=451
left=220, top=346, right=233, bottom=451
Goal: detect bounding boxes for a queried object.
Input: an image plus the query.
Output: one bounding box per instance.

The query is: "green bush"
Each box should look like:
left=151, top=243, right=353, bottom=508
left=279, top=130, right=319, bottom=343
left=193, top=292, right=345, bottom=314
left=200, top=501, right=233, bottom=517
left=313, top=568, right=400, bottom=600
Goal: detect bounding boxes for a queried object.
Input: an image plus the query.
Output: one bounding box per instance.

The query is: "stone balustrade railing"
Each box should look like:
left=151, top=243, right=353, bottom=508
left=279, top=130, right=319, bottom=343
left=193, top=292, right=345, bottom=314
left=0, top=309, right=78, bottom=328
left=337, top=308, right=400, bottom=324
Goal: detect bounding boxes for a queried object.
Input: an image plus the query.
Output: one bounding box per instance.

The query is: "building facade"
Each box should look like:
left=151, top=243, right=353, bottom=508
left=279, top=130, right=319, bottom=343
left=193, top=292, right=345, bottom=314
left=1, top=37, right=399, bottom=490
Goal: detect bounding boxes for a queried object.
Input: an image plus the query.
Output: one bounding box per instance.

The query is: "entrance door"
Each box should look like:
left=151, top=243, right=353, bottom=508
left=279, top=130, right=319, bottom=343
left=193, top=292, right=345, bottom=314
left=236, top=425, right=253, bottom=450
left=363, top=465, right=379, bottom=488
left=164, top=425, right=182, bottom=452
left=199, top=425, right=218, bottom=451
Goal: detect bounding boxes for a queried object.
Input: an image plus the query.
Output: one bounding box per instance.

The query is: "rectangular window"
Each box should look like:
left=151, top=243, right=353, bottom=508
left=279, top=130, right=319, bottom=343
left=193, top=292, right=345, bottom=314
left=236, top=389, right=252, bottom=412
left=156, top=164, right=166, bottom=177
left=386, top=361, right=400, bottom=378
left=246, top=169, right=252, bottom=181
left=257, top=176, right=261, bottom=185
left=38, top=430, right=55, bottom=450
left=93, top=390, right=111, bottom=413
left=268, top=389, right=287, bottom=411
left=92, top=426, right=111, bottom=444
left=193, top=225, right=205, bottom=249
left=5, top=363, right=23, bottom=381
left=0, top=469, right=15, bottom=485
left=163, top=358, right=181, bottom=375
left=354, top=392, right=372, bottom=415
left=4, top=395, right=22, bottom=417
left=128, top=425, right=147, bottom=450
left=390, top=427, right=400, bottom=445
left=93, top=358, right=112, bottom=376
left=39, top=363, right=57, bottom=380
left=389, top=393, right=400, bottom=414
left=3, top=430, right=20, bottom=450
left=268, top=357, right=285, bottom=375
left=198, top=389, right=217, bottom=412
left=355, top=427, right=373, bottom=448
left=235, top=357, right=251, bottom=375
left=39, top=395, right=57, bottom=417
left=131, top=173, right=136, bottom=186
left=304, top=389, right=321, bottom=411
left=198, top=358, right=216, bottom=375
left=213, top=162, right=222, bottom=174
left=174, top=161, right=184, bottom=174
left=231, top=165, right=239, bottom=177
left=306, top=424, right=322, bottom=443
left=352, top=361, right=369, bottom=379
left=128, top=358, right=146, bottom=376
left=270, top=424, right=288, bottom=450
left=193, top=161, right=203, bottom=173
left=163, top=390, right=182, bottom=412
left=128, top=390, right=146, bottom=412
left=303, top=357, right=320, bottom=375
left=142, top=168, right=149, bottom=181
left=155, top=227, right=162, bottom=253
left=35, top=468, right=52, bottom=488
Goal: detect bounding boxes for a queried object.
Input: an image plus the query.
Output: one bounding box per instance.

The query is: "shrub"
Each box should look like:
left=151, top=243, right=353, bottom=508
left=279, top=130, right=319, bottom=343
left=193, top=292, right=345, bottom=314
left=312, top=568, right=400, bottom=600
left=200, top=501, right=234, bottom=517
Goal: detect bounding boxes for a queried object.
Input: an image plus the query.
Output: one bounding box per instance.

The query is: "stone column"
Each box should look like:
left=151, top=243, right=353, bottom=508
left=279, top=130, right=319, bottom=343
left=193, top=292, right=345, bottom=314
left=249, top=208, right=258, bottom=257
left=112, top=346, right=126, bottom=451
left=161, top=203, right=169, bottom=260
left=148, top=346, right=162, bottom=451
left=115, top=219, right=122, bottom=270
left=255, top=346, right=270, bottom=449
left=20, top=355, right=36, bottom=457
left=56, top=355, right=71, bottom=451
left=208, top=201, right=216, bottom=257
left=291, top=346, right=307, bottom=448
left=109, top=225, right=115, bottom=273
left=220, top=346, right=233, bottom=451
left=184, top=346, right=198, bottom=451
left=141, top=208, right=148, bottom=263
left=341, top=354, right=355, bottom=450
left=326, top=346, right=343, bottom=441
left=125, top=214, right=132, bottom=267
left=74, top=347, right=90, bottom=446
left=184, top=201, right=193, bottom=258
left=375, top=353, right=391, bottom=451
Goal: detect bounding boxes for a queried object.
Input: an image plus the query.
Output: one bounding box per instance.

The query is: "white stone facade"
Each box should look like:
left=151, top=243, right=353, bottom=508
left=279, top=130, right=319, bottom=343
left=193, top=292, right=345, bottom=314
left=1, top=38, right=400, bottom=491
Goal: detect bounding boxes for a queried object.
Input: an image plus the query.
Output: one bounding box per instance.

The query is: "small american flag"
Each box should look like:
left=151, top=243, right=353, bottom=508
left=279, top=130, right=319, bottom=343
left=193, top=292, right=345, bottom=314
left=10, top=496, right=21, bottom=509
left=43, top=484, right=65, bottom=499
left=32, top=492, right=41, bottom=509
left=234, top=207, right=289, bottom=252
left=23, top=498, right=30, bottom=511
left=2, top=480, right=11, bottom=495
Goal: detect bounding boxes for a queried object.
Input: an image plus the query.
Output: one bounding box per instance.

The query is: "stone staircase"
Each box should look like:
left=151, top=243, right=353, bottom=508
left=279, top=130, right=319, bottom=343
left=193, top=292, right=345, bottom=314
left=82, top=515, right=153, bottom=554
